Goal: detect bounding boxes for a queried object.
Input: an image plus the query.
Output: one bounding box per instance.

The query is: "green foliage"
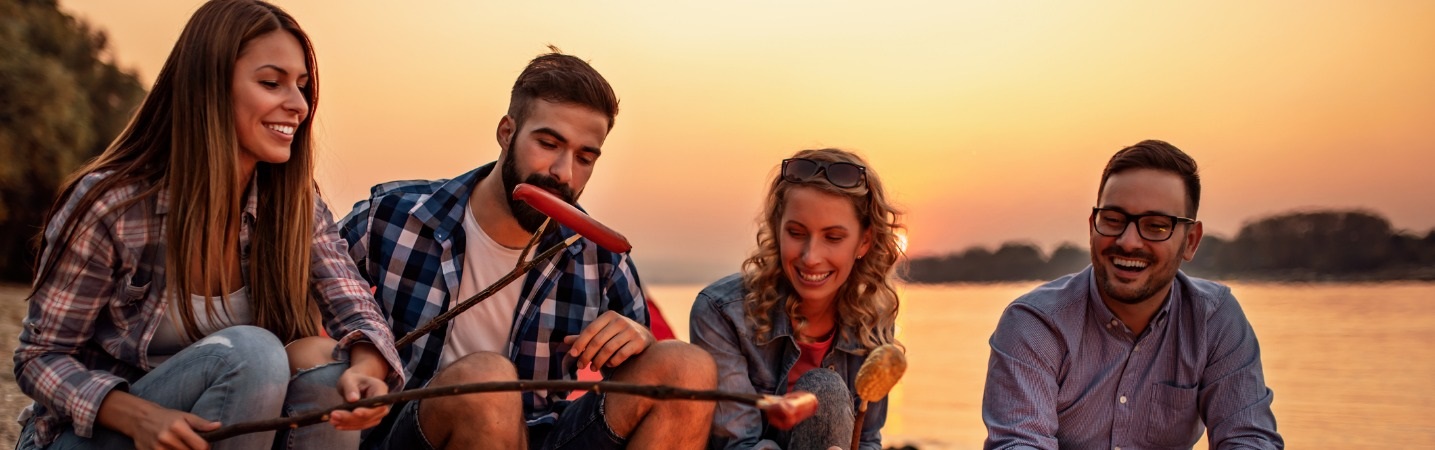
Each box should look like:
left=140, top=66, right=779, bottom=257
left=0, top=0, right=146, bottom=282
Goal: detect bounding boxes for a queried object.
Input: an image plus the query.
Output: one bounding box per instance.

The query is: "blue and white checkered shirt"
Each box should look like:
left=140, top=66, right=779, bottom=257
left=339, top=162, right=647, bottom=425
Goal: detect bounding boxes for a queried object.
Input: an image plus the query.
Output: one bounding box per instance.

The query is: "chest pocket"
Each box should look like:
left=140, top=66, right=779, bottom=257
left=1143, top=382, right=1203, bottom=448
left=111, top=241, right=158, bottom=332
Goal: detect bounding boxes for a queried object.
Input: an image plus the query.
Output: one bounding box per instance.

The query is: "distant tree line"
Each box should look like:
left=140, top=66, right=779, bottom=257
left=904, top=210, right=1435, bottom=283
left=0, top=0, right=146, bottom=283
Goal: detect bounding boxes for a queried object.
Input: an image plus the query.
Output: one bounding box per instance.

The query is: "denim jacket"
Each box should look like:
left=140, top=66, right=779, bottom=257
left=690, top=274, right=886, bottom=450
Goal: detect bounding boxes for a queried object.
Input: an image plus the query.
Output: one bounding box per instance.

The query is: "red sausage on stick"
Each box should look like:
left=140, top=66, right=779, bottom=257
left=512, top=183, right=632, bottom=253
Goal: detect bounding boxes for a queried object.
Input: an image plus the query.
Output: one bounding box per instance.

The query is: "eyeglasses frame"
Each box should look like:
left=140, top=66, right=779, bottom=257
left=1090, top=206, right=1197, bottom=242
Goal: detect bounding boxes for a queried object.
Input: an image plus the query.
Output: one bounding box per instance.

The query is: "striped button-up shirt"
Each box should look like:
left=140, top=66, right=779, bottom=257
left=338, top=163, right=646, bottom=426
left=14, top=171, right=404, bottom=448
left=983, top=267, right=1283, bottom=449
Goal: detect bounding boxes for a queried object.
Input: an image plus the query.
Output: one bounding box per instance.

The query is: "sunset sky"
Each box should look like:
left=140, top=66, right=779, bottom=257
left=58, top=0, right=1435, bottom=282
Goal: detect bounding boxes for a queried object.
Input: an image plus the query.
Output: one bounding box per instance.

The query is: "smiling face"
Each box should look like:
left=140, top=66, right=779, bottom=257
left=497, top=99, right=609, bottom=232
left=232, top=30, right=310, bottom=176
left=779, top=186, right=873, bottom=306
left=1090, top=168, right=1203, bottom=306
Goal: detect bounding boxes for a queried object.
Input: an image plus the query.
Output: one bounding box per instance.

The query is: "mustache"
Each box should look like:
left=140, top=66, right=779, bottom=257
left=521, top=173, right=577, bottom=205
left=1101, top=247, right=1152, bottom=260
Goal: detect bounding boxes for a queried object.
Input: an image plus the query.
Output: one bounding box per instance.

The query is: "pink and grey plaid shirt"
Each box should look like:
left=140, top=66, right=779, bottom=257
left=13, top=171, right=404, bottom=448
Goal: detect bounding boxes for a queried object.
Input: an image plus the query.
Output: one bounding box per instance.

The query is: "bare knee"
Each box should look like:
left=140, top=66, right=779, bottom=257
left=420, top=352, right=524, bottom=444
left=433, top=351, right=518, bottom=385
left=285, top=336, right=338, bottom=375
left=614, top=340, right=717, bottom=388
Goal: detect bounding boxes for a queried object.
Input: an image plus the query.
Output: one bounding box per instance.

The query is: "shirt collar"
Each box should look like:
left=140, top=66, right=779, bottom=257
left=757, top=290, right=866, bottom=355
left=411, top=163, right=491, bottom=236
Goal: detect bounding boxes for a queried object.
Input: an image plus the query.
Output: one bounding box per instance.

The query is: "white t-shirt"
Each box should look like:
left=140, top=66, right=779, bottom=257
left=439, top=203, right=524, bottom=370
left=148, top=286, right=253, bottom=365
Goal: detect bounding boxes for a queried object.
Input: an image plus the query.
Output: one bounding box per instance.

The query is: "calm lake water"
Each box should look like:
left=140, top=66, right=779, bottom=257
left=648, top=281, right=1435, bottom=449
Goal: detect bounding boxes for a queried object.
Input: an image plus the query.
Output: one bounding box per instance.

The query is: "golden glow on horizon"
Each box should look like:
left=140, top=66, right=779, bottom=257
left=55, top=0, right=1435, bottom=280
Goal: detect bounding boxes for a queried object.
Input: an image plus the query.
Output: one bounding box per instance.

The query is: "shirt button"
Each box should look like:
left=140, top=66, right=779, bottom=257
left=1133, top=345, right=1140, bottom=352
left=827, top=364, right=835, bottom=371
left=1119, top=395, right=1127, bottom=404
left=1115, top=447, right=1122, bottom=450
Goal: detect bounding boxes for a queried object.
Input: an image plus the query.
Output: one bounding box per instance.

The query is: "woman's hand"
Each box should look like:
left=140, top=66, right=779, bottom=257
left=100, top=390, right=218, bottom=450
left=328, top=343, right=392, bottom=431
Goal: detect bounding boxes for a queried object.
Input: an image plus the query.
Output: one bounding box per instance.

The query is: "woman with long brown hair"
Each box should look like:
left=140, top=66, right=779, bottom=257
left=13, top=1, right=402, bottom=449
left=691, top=148, right=905, bottom=450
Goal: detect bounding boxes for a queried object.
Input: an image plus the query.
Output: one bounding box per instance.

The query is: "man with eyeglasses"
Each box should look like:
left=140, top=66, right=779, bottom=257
left=981, top=140, right=1283, bottom=449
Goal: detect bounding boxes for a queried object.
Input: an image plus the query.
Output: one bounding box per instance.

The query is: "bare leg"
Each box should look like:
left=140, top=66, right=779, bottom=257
left=604, top=340, right=717, bottom=449
left=285, top=336, right=338, bottom=373
left=419, top=352, right=527, bottom=449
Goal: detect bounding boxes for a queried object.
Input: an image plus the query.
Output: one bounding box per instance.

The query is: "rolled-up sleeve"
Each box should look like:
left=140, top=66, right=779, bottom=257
left=310, top=197, right=405, bottom=389
left=982, top=303, right=1064, bottom=450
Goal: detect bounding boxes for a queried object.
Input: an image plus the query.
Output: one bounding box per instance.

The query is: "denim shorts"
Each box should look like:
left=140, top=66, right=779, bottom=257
left=366, top=390, right=625, bottom=450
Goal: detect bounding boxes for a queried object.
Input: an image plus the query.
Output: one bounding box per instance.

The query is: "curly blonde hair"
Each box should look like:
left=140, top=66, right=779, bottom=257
left=741, top=148, right=905, bottom=354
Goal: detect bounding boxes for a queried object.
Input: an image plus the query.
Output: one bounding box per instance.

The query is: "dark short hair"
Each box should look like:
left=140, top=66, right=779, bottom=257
left=1098, top=139, right=1201, bottom=217
left=508, top=48, right=619, bottom=131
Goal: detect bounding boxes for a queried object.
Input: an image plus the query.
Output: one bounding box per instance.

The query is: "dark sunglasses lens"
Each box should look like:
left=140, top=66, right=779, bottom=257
left=784, top=159, right=820, bottom=181
left=825, top=163, right=863, bottom=187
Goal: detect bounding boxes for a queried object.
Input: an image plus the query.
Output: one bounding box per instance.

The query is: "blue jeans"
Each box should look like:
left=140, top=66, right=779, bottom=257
left=19, top=326, right=359, bottom=450
left=786, top=369, right=855, bottom=450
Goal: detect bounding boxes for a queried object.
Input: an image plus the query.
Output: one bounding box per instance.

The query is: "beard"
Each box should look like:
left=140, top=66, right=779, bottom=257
left=1091, top=238, right=1184, bottom=306
left=500, top=136, right=578, bottom=233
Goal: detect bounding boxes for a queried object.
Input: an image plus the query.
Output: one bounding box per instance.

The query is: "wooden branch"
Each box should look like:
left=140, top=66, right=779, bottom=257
left=393, top=234, right=578, bottom=348
left=201, top=380, right=813, bottom=442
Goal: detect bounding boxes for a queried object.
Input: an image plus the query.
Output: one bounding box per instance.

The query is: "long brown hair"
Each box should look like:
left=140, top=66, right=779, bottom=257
left=33, top=0, right=320, bottom=342
left=741, top=148, right=905, bottom=353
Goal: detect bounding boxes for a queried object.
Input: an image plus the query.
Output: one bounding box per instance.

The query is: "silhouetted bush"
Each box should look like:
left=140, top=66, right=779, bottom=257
left=904, top=210, right=1435, bottom=283
left=0, top=0, right=145, bottom=282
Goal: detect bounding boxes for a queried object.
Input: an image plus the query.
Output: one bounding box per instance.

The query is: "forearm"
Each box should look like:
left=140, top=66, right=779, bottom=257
left=97, top=390, right=160, bottom=438
left=347, top=342, right=392, bottom=381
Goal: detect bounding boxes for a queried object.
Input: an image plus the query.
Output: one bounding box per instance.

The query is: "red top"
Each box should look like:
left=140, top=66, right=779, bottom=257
left=786, top=331, right=835, bottom=391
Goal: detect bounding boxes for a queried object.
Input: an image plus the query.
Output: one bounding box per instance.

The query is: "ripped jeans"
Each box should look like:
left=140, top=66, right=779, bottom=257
left=19, top=325, right=358, bottom=450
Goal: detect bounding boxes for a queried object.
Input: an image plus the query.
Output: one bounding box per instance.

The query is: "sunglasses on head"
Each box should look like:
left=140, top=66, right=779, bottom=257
left=781, top=158, right=867, bottom=189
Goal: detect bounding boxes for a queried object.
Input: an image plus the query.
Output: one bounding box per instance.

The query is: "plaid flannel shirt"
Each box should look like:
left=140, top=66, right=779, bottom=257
left=338, top=163, right=647, bottom=426
left=13, top=171, right=404, bottom=448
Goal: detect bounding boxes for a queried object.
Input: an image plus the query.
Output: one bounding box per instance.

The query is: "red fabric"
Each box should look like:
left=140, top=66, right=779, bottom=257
left=786, top=332, right=835, bottom=391
left=646, top=298, right=676, bottom=341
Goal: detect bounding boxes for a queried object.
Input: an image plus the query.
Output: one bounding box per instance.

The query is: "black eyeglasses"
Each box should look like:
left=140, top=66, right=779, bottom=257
left=781, top=158, right=867, bottom=189
left=1091, top=207, right=1196, bottom=242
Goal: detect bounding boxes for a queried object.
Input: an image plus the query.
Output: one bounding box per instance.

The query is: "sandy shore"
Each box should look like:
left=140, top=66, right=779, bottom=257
left=2, top=284, right=31, bottom=448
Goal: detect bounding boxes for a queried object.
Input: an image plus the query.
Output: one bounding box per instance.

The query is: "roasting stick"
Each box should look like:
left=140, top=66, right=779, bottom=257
left=202, top=380, right=818, bottom=442
left=202, top=184, right=818, bottom=442
left=851, top=344, right=907, bottom=450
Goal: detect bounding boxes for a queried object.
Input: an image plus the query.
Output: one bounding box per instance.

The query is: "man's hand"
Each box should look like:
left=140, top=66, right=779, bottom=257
left=563, top=311, right=655, bottom=371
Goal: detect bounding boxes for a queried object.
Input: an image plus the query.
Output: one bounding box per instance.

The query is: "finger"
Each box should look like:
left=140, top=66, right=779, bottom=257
left=588, top=328, right=636, bottom=370
left=567, top=313, right=616, bottom=358
left=173, top=423, right=211, bottom=450
left=601, top=336, right=647, bottom=368
left=331, top=405, right=390, bottom=430
left=338, top=375, right=363, bottom=402
left=578, top=322, right=626, bottom=370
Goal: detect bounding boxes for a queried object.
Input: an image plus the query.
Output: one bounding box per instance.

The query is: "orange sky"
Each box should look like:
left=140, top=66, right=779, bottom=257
left=59, top=1, right=1435, bottom=282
